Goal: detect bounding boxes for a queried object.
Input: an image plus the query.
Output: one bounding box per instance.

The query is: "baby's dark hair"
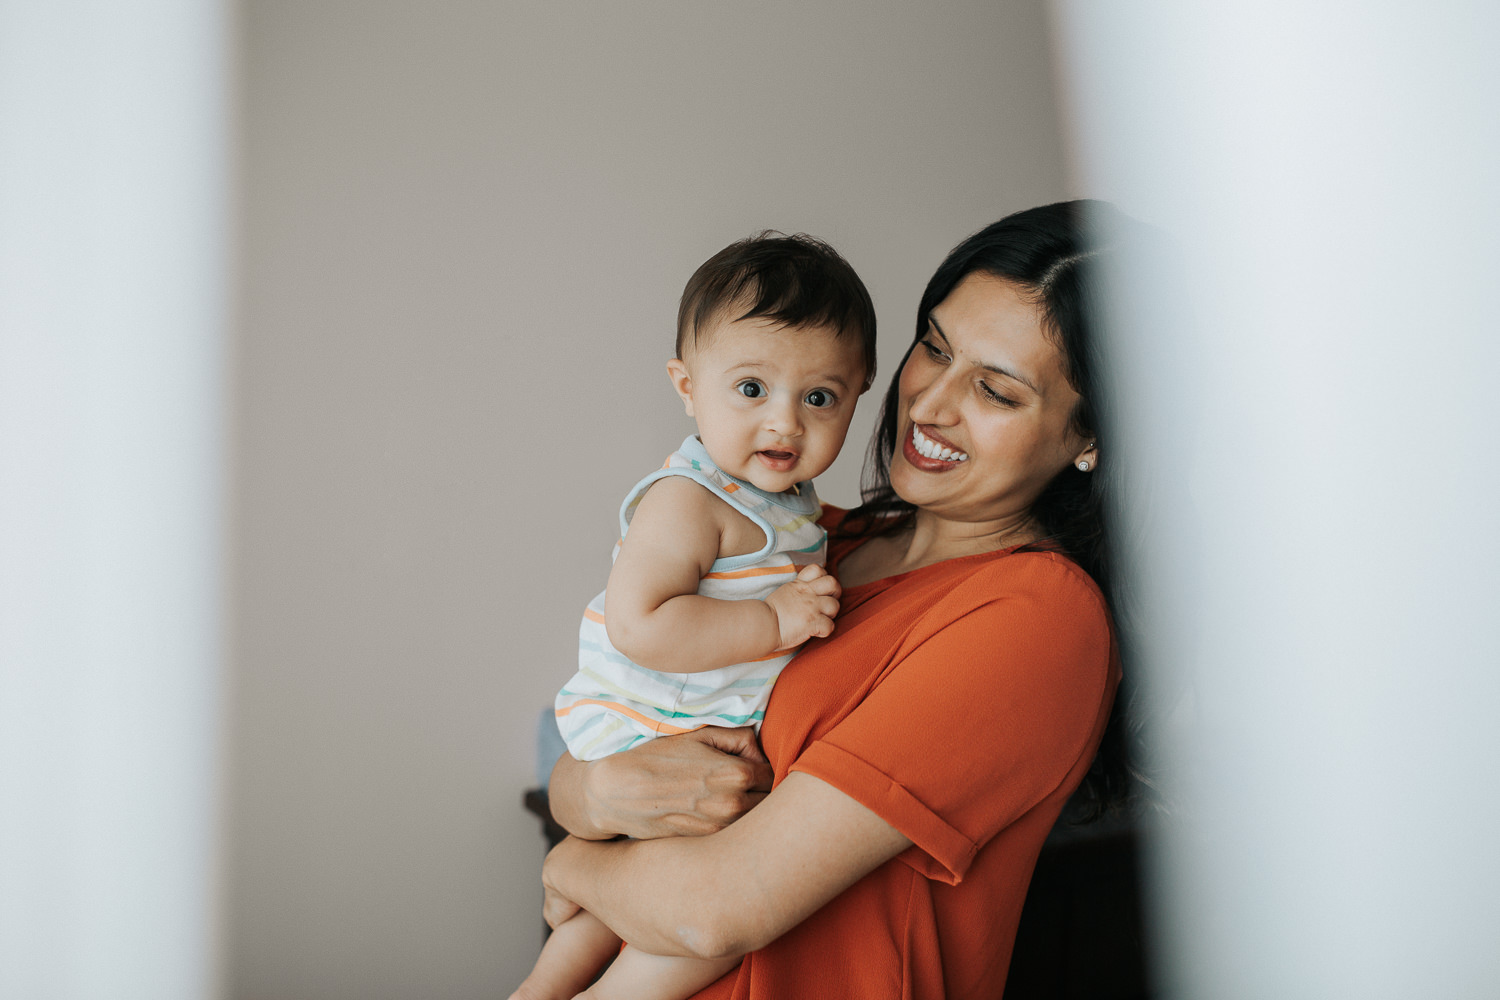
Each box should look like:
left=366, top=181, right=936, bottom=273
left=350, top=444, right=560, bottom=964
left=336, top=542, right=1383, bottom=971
left=675, top=231, right=877, bottom=389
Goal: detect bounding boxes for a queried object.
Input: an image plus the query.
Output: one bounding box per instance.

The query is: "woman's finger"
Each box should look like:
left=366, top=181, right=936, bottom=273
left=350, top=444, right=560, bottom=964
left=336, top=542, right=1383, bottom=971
left=691, top=726, right=774, bottom=790
left=690, top=724, right=766, bottom=763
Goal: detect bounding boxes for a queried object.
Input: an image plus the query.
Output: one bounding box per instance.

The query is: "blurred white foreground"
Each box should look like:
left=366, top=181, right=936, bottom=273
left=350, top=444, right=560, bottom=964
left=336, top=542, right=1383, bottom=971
left=1054, top=2, right=1500, bottom=996
left=0, top=1, right=229, bottom=997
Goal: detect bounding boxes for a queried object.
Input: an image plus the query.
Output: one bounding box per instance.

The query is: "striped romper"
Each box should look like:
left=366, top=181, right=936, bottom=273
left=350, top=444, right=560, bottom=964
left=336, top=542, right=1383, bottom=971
left=555, top=435, right=826, bottom=762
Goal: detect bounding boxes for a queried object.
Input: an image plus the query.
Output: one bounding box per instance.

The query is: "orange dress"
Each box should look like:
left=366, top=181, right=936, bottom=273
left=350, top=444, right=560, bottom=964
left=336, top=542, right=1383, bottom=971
left=692, top=512, right=1120, bottom=1000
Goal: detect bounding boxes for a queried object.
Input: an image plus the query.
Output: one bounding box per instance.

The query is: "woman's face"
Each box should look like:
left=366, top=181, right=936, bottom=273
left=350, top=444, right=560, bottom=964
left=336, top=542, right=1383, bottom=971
left=890, top=272, right=1097, bottom=528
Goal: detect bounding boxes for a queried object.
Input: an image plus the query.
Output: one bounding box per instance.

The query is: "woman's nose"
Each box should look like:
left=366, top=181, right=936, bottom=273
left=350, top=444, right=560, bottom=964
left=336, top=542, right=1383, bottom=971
left=907, top=370, right=958, bottom=426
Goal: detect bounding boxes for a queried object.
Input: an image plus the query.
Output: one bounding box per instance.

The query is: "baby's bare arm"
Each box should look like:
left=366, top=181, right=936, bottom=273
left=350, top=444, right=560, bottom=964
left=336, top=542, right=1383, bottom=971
left=604, top=477, right=784, bottom=673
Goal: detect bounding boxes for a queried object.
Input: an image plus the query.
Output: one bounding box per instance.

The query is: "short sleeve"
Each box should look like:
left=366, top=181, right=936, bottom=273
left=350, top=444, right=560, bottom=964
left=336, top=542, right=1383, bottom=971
left=789, top=555, right=1114, bottom=884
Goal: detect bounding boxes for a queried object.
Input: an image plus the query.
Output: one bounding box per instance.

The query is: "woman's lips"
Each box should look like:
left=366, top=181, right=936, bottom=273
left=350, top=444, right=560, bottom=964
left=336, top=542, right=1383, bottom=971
left=902, top=423, right=967, bottom=471
left=756, top=449, right=799, bottom=472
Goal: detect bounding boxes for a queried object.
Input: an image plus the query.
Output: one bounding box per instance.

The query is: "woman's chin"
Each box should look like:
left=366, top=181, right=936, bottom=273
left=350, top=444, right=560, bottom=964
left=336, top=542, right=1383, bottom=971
left=889, top=459, right=948, bottom=506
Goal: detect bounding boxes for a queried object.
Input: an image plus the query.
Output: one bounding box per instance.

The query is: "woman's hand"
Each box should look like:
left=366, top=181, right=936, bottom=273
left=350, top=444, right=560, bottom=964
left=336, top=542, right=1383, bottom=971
left=549, top=726, right=774, bottom=840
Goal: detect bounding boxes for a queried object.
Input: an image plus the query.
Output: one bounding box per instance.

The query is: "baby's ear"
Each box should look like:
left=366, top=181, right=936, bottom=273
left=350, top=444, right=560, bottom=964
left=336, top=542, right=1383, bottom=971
left=665, top=358, right=695, bottom=417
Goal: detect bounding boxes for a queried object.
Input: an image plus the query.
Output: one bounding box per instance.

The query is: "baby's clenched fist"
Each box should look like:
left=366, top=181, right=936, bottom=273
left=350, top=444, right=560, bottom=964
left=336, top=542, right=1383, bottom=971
left=764, top=564, right=842, bottom=651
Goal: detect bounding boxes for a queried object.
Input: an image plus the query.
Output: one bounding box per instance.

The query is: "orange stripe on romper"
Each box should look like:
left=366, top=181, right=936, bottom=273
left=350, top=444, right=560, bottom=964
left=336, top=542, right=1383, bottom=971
left=554, top=698, right=702, bottom=736
left=703, top=565, right=798, bottom=580
left=582, top=607, right=605, bottom=624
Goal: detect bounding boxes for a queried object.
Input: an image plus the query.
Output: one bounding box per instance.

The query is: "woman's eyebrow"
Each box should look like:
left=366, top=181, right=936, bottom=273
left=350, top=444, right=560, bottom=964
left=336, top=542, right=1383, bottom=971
left=928, top=315, right=1040, bottom=394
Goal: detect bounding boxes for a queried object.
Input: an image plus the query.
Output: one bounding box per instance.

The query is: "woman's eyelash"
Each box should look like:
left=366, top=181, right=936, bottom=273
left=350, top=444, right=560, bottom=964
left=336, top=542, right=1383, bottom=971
left=979, top=381, right=1019, bottom=407
left=921, top=339, right=948, bottom=360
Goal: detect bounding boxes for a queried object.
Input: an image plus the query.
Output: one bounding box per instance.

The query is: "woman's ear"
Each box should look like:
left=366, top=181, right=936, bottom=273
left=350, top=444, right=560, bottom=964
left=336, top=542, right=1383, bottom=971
left=1074, top=439, right=1099, bottom=473
left=666, top=358, right=695, bottom=417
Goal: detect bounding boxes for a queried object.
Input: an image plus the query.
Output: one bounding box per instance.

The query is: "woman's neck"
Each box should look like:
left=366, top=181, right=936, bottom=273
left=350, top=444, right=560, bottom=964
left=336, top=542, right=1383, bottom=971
left=904, top=508, right=1038, bottom=564
left=842, top=507, right=1039, bottom=586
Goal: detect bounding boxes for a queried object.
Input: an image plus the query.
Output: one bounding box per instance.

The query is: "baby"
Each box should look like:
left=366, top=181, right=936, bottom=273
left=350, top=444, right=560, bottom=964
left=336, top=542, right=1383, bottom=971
left=512, top=232, right=876, bottom=1000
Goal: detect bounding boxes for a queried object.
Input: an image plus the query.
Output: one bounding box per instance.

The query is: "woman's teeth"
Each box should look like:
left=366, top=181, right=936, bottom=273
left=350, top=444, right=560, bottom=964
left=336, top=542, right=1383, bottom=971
left=913, top=425, right=968, bottom=463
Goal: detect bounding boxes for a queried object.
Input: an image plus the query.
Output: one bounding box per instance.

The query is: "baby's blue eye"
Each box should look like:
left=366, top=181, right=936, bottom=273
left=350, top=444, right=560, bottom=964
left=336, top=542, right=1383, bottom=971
left=805, top=389, right=835, bottom=408
left=737, top=380, right=765, bottom=398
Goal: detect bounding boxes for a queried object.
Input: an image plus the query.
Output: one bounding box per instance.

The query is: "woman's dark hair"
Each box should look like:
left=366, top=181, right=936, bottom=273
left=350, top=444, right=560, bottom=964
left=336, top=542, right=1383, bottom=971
left=843, top=200, right=1136, bottom=818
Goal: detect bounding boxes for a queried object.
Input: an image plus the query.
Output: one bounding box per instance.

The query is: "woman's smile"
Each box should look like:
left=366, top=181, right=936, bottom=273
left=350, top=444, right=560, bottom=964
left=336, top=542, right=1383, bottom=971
left=905, top=424, right=969, bottom=466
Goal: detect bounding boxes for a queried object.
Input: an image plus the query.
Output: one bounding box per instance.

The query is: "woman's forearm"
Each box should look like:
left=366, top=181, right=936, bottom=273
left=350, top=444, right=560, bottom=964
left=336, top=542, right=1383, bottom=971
left=546, top=835, right=727, bottom=957
left=544, top=772, right=914, bottom=960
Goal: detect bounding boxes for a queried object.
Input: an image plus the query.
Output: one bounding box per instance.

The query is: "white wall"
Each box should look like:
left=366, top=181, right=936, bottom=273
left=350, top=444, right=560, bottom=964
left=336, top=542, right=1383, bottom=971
left=229, top=2, right=1070, bottom=996
left=1053, top=2, right=1500, bottom=996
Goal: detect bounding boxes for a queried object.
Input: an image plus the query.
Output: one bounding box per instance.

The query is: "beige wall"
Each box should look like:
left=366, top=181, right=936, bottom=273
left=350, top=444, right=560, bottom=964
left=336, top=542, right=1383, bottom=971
left=228, top=2, right=1069, bottom=996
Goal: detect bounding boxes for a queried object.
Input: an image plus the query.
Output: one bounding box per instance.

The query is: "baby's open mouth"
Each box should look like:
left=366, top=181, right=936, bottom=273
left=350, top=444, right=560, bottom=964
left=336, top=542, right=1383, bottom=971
left=756, top=449, right=799, bottom=471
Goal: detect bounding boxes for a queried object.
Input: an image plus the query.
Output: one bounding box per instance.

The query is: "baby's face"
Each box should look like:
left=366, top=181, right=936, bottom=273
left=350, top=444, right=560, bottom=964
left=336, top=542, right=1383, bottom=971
left=667, top=317, right=867, bottom=494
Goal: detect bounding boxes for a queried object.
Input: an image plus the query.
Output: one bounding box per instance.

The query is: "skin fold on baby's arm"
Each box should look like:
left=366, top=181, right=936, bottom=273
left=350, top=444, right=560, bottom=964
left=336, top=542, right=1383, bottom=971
left=603, top=476, right=840, bottom=674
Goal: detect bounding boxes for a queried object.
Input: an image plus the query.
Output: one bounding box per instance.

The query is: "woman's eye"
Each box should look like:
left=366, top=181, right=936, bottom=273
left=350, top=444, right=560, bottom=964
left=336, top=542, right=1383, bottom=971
left=921, top=339, right=949, bottom=362
left=737, top=380, right=766, bottom=399
left=804, top=389, right=835, bottom=408
left=980, top=381, right=1018, bottom=408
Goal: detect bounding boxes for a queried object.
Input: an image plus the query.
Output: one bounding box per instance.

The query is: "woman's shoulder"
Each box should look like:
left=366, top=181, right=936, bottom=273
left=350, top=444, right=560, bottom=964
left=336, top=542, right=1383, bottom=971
left=926, top=547, right=1110, bottom=629
left=989, top=546, right=1104, bottom=598
left=893, top=551, right=1114, bottom=694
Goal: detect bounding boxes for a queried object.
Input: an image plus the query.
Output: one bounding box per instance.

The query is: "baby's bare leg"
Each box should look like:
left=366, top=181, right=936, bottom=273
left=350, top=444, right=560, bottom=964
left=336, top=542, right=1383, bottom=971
left=574, top=946, right=739, bottom=1000
left=509, top=909, right=621, bottom=1000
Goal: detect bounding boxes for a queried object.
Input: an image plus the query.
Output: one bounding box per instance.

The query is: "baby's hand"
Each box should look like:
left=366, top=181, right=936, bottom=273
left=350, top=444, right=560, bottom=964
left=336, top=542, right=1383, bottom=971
left=764, top=564, right=842, bottom=651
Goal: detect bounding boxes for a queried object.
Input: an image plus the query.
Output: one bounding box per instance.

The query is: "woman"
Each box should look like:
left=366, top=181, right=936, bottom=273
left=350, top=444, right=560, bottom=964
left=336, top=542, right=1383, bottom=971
left=544, top=201, right=1126, bottom=999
